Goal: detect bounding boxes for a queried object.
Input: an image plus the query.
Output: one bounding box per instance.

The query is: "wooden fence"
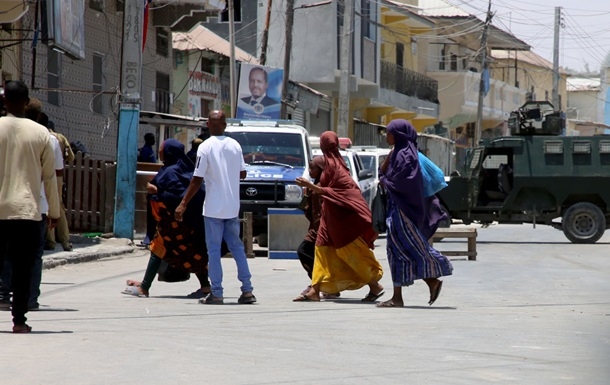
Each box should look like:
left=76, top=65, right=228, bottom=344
left=64, top=153, right=116, bottom=233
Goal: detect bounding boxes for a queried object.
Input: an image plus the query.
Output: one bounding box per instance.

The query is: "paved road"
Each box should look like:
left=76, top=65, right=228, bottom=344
left=2, top=224, right=609, bottom=385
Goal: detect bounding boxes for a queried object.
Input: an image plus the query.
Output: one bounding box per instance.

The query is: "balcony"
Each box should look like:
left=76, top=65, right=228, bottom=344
left=380, top=60, right=438, bottom=104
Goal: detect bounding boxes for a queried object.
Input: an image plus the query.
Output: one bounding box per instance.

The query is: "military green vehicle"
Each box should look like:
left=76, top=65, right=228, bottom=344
left=438, top=101, right=610, bottom=244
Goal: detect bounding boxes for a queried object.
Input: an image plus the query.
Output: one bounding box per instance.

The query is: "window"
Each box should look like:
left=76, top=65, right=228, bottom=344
left=450, top=54, right=458, bottom=71
left=220, top=0, right=241, bottom=22
left=92, top=54, right=104, bottom=113
left=89, top=0, right=104, bottom=12
left=361, top=0, right=376, bottom=40
left=47, top=47, right=60, bottom=106
left=201, top=99, right=211, bottom=118
left=156, top=29, right=169, bottom=57
left=439, top=46, right=446, bottom=70
left=155, top=72, right=170, bottom=113
left=115, top=0, right=123, bottom=12
left=201, top=57, right=214, bottom=74
left=396, top=43, right=404, bottom=68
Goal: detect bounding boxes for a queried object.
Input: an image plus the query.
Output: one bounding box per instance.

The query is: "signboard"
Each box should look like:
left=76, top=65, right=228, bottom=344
left=120, top=0, right=144, bottom=102
left=45, top=0, right=86, bottom=60
left=236, top=63, right=283, bottom=120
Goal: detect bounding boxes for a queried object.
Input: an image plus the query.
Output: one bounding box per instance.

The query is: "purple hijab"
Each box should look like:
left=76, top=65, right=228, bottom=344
left=380, top=120, right=446, bottom=239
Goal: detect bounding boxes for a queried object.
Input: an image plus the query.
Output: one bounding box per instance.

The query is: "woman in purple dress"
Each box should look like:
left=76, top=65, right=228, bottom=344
left=377, top=119, right=453, bottom=308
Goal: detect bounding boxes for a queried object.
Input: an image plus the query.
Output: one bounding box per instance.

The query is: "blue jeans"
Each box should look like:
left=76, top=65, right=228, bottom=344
left=204, top=216, right=253, bottom=298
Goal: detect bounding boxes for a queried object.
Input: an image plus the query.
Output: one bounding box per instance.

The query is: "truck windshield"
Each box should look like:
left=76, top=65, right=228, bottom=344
left=226, top=131, right=306, bottom=167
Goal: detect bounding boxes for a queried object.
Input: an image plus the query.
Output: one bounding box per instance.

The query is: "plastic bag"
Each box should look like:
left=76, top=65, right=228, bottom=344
left=419, top=152, right=448, bottom=197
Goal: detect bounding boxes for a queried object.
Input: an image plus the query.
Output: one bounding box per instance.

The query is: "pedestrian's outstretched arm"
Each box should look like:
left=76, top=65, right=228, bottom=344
left=175, top=176, right=203, bottom=221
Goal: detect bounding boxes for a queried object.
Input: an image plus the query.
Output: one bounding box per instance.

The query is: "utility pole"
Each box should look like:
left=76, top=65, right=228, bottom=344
left=552, top=6, right=561, bottom=110
left=259, top=0, right=273, bottom=65
left=228, top=0, right=236, bottom=118
left=281, top=0, right=295, bottom=119
left=337, top=0, right=354, bottom=138
left=114, top=0, right=144, bottom=239
left=475, top=0, right=493, bottom=146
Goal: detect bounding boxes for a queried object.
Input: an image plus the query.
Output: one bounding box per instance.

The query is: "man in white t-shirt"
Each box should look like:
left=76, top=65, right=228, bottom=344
left=175, top=110, right=256, bottom=305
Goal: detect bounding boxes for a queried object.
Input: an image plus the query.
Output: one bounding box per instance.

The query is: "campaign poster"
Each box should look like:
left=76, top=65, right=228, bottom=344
left=236, top=63, right=283, bottom=120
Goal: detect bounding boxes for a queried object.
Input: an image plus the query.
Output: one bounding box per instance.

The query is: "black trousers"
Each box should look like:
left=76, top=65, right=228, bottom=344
left=297, top=240, right=315, bottom=279
left=0, top=220, right=40, bottom=326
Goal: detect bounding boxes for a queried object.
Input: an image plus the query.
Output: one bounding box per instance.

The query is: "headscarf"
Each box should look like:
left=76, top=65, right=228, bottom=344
left=316, top=131, right=377, bottom=248
left=380, top=119, right=446, bottom=239
left=150, top=139, right=204, bottom=224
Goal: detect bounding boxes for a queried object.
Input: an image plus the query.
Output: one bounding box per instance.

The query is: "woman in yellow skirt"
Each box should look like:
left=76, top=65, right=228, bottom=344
left=294, top=131, right=384, bottom=302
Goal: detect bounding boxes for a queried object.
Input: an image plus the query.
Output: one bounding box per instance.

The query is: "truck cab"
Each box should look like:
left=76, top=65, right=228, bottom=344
left=438, top=101, right=610, bottom=243
left=224, top=120, right=311, bottom=247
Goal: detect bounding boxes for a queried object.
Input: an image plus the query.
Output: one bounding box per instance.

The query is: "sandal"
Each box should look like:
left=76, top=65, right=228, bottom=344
left=199, top=294, right=223, bottom=304
left=237, top=293, right=257, bottom=304
left=121, top=285, right=148, bottom=297
left=13, top=324, right=32, bottom=333
left=293, top=294, right=320, bottom=302
left=186, top=288, right=211, bottom=299
left=361, top=291, right=385, bottom=302
left=376, top=300, right=403, bottom=308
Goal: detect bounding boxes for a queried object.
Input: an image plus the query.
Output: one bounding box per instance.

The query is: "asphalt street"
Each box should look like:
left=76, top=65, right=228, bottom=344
left=2, top=224, right=609, bottom=385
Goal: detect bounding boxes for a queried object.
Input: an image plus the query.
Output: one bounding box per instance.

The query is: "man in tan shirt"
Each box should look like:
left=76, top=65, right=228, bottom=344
left=0, top=81, right=60, bottom=333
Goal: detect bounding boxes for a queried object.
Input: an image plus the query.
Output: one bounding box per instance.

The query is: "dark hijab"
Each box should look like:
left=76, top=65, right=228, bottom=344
left=316, top=131, right=377, bottom=248
left=151, top=139, right=205, bottom=228
left=381, top=120, right=446, bottom=239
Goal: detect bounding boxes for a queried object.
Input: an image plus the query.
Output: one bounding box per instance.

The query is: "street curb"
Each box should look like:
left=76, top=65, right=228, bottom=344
left=42, top=246, right=136, bottom=270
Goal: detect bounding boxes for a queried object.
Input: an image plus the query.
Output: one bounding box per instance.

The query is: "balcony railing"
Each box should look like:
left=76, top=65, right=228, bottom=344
left=380, top=60, right=438, bottom=103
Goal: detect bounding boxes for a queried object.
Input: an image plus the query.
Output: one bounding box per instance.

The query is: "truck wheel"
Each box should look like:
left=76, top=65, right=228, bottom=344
left=562, top=203, right=606, bottom=244
left=256, top=233, right=269, bottom=248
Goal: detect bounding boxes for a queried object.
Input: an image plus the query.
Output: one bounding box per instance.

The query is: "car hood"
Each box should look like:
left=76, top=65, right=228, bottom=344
left=244, top=165, right=306, bottom=182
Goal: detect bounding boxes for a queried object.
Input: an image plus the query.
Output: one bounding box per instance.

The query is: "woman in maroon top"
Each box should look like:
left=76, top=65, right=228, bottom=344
left=294, top=132, right=384, bottom=302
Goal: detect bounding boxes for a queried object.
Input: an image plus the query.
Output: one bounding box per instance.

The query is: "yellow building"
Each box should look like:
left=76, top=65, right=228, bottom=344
left=362, top=1, right=441, bottom=133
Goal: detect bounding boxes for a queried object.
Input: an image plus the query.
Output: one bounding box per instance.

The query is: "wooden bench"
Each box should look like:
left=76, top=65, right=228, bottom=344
left=429, top=228, right=478, bottom=261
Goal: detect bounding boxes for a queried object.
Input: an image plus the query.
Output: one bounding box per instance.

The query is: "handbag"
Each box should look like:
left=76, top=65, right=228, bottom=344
left=371, top=186, right=387, bottom=233
left=157, top=260, right=190, bottom=283
left=419, top=152, right=448, bottom=197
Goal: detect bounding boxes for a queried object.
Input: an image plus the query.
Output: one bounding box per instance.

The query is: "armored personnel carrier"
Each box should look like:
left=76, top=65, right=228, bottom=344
left=438, top=101, right=610, bottom=243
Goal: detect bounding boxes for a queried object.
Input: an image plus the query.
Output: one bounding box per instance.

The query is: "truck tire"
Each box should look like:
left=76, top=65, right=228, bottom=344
left=562, top=203, right=606, bottom=244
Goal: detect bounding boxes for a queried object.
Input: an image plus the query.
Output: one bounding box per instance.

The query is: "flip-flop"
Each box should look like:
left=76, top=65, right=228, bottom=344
left=428, top=281, right=443, bottom=306
left=121, top=286, right=148, bottom=298
left=376, top=300, right=402, bottom=308
left=292, top=294, right=320, bottom=302
left=361, top=291, right=385, bottom=302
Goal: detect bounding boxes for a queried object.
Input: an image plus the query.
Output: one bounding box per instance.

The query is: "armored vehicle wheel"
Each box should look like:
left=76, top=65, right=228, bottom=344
left=562, top=203, right=606, bottom=244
